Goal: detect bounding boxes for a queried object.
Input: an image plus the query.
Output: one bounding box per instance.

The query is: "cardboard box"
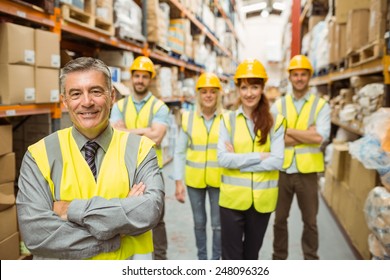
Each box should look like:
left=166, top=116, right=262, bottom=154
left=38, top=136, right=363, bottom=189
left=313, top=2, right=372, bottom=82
left=0, top=124, right=12, bottom=156
left=97, top=50, right=133, bottom=69
left=0, top=182, right=15, bottom=212
left=0, top=64, right=35, bottom=105
left=0, top=231, right=20, bottom=260
left=35, top=68, right=60, bottom=103
left=338, top=182, right=353, bottom=231
left=0, top=22, right=35, bottom=65
left=334, top=0, right=370, bottom=23
left=331, top=143, right=350, bottom=182
left=0, top=153, right=15, bottom=184
left=369, top=0, right=387, bottom=43
left=346, top=9, right=370, bottom=54
left=328, top=17, right=337, bottom=64
left=348, top=157, right=378, bottom=204
left=0, top=206, right=18, bottom=241
left=335, top=23, right=347, bottom=61
left=349, top=197, right=371, bottom=259
left=35, top=29, right=60, bottom=68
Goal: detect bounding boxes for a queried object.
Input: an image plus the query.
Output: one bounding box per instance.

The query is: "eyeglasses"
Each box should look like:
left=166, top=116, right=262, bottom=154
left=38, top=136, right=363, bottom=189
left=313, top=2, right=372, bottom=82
left=67, top=89, right=109, bottom=101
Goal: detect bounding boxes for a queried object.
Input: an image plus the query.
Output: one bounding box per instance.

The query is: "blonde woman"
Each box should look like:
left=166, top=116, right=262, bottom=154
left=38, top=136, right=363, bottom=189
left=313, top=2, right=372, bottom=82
left=218, top=59, right=286, bottom=259
left=173, top=73, right=223, bottom=260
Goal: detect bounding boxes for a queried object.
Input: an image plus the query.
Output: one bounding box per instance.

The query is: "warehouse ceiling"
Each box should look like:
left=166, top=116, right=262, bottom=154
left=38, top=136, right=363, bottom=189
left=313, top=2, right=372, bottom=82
left=240, top=0, right=289, bottom=18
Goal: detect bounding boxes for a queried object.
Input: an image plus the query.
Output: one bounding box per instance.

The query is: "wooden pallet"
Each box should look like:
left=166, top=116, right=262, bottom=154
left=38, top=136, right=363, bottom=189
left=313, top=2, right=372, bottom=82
left=61, top=4, right=93, bottom=28
left=94, top=17, right=114, bottom=36
left=116, top=31, right=146, bottom=47
left=150, top=43, right=171, bottom=56
left=347, top=40, right=384, bottom=68
left=328, top=59, right=347, bottom=73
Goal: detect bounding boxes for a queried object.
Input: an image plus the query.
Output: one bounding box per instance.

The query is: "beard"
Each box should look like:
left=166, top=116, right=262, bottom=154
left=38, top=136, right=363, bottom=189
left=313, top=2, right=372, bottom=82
left=133, top=84, right=148, bottom=96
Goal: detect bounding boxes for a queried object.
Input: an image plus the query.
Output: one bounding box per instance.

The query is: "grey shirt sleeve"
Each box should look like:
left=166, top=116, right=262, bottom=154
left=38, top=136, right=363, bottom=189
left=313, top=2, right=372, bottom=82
left=67, top=148, right=165, bottom=240
left=172, top=128, right=188, bottom=181
left=16, top=151, right=120, bottom=260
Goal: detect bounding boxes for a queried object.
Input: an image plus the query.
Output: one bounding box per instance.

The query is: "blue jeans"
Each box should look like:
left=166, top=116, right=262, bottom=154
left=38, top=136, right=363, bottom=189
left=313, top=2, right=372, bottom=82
left=187, top=186, right=221, bottom=260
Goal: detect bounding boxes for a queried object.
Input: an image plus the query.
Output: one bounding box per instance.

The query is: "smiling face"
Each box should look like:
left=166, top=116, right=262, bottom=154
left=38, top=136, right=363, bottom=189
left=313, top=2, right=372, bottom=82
left=238, top=79, right=263, bottom=114
left=62, top=70, right=115, bottom=139
left=199, top=87, right=218, bottom=112
left=131, top=70, right=152, bottom=97
left=289, top=69, right=310, bottom=98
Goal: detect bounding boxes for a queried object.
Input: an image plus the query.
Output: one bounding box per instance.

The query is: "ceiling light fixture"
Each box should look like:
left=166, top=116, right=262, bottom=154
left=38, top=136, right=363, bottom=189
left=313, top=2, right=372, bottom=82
left=260, top=9, right=270, bottom=18
left=272, top=2, right=286, bottom=11
left=241, top=2, right=267, bottom=14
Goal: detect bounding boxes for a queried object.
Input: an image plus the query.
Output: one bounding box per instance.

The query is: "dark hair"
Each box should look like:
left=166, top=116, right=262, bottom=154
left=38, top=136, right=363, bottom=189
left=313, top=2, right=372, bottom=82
left=236, top=78, right=273, bottom=145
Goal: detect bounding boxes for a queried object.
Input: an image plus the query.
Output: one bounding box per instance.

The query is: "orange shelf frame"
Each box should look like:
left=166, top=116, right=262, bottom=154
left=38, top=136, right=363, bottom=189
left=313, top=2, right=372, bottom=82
left=213, top=0, right=239, bottom=41
left=0, top=0, right=54, bottom=27
left=169, top=0, right=233, bottom=58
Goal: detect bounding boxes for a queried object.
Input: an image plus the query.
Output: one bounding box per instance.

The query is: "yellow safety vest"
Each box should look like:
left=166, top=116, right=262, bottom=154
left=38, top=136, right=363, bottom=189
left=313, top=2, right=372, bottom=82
left=275, top=93, right=326, bottom=173
left=182, top=110, right=222, bottom=188
left=117, top=95, right=167, bottom=168
left=219, top=112, right=285, bottom=213
left=28, top=127, right=154, bottom=260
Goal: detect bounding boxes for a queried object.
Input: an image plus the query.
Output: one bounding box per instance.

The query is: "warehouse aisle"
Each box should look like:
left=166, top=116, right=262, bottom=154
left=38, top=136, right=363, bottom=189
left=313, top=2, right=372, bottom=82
left=162, top=162, right=358, bottom=260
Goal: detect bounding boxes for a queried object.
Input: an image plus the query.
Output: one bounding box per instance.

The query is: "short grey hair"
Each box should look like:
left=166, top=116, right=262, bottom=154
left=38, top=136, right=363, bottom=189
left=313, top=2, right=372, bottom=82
left=60, top=57, right=112, bottom=94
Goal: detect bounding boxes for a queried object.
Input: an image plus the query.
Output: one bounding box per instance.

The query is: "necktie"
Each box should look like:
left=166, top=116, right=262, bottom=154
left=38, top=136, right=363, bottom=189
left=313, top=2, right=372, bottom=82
left=84, top=141, right=99, bottom=179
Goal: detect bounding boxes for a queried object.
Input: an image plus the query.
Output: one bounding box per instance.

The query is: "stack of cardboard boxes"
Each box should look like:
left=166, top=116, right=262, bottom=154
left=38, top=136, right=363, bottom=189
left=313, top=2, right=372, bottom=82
left=328, top=0, right=386, bottom=66
left=324, top=143, right=380, bottom=259
left=0, top=122, right=19, bottom=260
left=0, top=22, right=60, bottom=105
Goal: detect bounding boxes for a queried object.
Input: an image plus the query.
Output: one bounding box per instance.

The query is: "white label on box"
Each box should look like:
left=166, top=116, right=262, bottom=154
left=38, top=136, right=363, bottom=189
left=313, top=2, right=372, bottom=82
left=96, top=8, right=109, bottom=20
left=25, top=88, right=36, bottom=101
left=24, top=50, right=35, bottom=64
left=50, top=90, right=60, bottom=102
left=51, top=55, right=61, bottom=68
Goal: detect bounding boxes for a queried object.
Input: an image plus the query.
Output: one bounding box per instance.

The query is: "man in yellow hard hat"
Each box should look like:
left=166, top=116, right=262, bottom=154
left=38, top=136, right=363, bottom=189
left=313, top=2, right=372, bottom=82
left=271, top=54, right=331, bottom=260
left=110, top=56, right=169, bottom=260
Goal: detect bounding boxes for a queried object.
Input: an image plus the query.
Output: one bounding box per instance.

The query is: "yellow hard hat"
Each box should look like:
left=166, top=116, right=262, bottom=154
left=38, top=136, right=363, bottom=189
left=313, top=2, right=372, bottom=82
left=196, top=72, right=222, bottom=91
left=130, top=56, right=156, bottom=78
left=287, top=55, right=313, bottom=76
left=234, top=59, right=268, bottom=83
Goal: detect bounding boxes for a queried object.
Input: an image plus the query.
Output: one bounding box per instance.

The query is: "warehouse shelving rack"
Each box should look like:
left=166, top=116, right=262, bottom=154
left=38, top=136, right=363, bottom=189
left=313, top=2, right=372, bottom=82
left=0, top=0, right=239, bottom=121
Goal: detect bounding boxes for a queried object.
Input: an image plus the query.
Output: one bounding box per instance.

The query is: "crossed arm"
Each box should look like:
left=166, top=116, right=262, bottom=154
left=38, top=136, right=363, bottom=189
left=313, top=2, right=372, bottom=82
left=16, top=149, right=164, bottom=259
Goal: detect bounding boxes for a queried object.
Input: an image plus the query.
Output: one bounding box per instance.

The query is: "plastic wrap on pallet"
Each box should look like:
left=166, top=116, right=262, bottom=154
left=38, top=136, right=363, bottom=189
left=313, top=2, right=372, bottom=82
left=114, top=0, right=145, bottom=41
left=308, top=21, right=329, bottom=75
left=364, top=186, right=390, bottom=259
left=158, top=67, right=172, bottom=99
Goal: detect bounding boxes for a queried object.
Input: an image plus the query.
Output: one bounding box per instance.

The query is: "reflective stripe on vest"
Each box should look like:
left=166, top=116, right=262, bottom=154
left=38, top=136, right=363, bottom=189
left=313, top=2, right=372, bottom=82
left=28, top=128, right=154, bottom=260
left=276, top=94, right=326, bottom=173
left=182, top=110, right=222, bottom=188
left=219, top=112, right=284, bottom=213
left=118, top=95, right=166, bottom=168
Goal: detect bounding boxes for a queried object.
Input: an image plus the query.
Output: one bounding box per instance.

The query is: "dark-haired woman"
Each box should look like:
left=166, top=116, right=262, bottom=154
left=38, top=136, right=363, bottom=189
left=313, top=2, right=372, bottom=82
left=217, top=59, right=286, bottom=260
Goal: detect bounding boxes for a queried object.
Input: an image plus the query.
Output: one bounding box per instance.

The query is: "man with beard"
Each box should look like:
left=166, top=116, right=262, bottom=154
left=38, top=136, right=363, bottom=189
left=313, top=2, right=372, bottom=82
left=271, top=55, right=330, bottom=260
left=110, top=56, right=169, bottom=260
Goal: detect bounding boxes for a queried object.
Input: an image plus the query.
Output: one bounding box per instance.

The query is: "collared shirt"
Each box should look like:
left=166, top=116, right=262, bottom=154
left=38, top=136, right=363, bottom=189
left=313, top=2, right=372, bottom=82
left=110, top=92, right=170, bottom=126
left=270, top=91, right=331, bottom=174
left=16, top=124, right=164, bottom=259
left=217, top=106, right=285, bottom=172
left=173, top=111, right=217, bottom=181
